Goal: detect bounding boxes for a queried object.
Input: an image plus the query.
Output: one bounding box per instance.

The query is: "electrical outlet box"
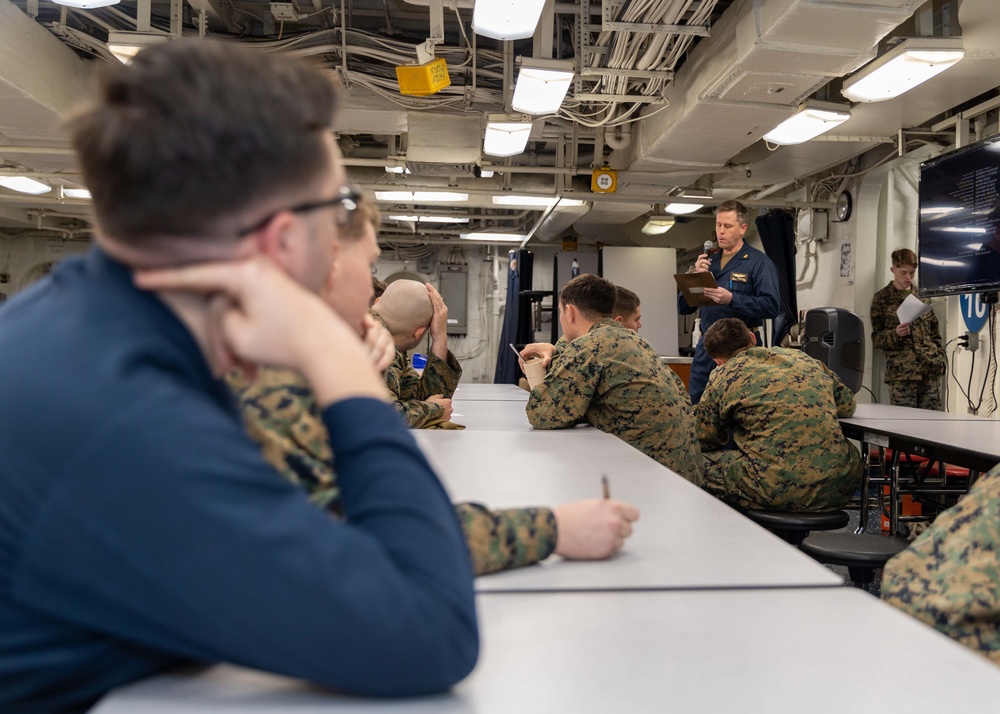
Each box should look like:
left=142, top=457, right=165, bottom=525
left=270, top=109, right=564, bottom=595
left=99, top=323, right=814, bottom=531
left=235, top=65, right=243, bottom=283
left=439, top=266, right=468, bottom=336
left=270, top=3, right=298, bottom=21
left=0, top=273, right=9, bottom=284
left=968, top=332, right=980, bottom=352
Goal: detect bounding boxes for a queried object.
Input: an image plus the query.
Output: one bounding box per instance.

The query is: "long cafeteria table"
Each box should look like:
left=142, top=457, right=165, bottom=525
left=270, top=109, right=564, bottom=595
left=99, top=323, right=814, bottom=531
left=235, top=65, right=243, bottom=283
left=91, top=587, right=1000, bottom=713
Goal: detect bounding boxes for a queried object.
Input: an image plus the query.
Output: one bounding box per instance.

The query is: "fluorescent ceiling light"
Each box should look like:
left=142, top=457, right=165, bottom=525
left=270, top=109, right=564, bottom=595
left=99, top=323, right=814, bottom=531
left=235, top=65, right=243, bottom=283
left=920, top=206, right=962, bottom=216
left=473, top=0, right=546, bottom=40
left=492, top=194, right=587, bottom=208
left=479, top=169, right=495, bottom=178
left=512, top=60, right=574, bottom=115
left=62, top=188, right=92, bottom=199
left=0, top=177, right=51, bottom=195
left=460, top=232, right=526, bottom=242
left=678, top=188, right=712, bottom=199
left=762, top=101, right=851, bottom=146
left=388, top=214, right=470, bottom=224
left=384, top=165, right=411, bottom=174
left=52, top=0, right=119, bottom=7
left=374, top=190, right=469, bottom=202
left=842, top=38, right=964, bottom=103
left=484, top=121, right=533, bottom=157
left=641, top=217, right=676, bottom=235
left=665, top=203, right=702, bottom=215
left=107, top=31, right=170, bottom=64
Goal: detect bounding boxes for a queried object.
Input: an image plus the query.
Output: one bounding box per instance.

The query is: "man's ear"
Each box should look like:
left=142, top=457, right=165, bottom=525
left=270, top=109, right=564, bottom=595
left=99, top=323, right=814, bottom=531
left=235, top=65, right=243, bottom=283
left=413, top=325, right=428, bottom=342
left=254, top=211, right=298, bottom=270
left=748, top=331, right=757, bottom=346
left=713, top=357, right=726, bottom=366
left=564, top=303, right=580, bottom=324
left=614, top=315, right=624, bottom=324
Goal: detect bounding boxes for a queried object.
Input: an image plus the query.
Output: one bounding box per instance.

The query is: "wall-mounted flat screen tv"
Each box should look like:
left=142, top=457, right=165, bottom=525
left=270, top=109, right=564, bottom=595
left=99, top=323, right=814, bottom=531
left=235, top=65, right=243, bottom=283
left=918, top=134, right=1000, bottom=297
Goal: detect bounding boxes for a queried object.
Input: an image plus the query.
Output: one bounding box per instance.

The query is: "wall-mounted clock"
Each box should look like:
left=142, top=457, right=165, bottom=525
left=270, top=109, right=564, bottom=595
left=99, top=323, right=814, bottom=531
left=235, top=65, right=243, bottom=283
left=836, top=191, right=853, bottom=222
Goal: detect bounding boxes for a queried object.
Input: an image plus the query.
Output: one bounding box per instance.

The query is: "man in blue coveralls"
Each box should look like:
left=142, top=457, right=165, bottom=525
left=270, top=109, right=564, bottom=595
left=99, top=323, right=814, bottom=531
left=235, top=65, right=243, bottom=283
left=678, top=200, right=780, bottom=403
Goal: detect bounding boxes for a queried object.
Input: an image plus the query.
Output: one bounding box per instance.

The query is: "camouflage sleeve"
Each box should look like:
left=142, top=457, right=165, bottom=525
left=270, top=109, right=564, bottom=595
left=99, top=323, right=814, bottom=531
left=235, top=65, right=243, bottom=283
left=455, top=502, right=557, bottom=575
left=525, top=344, right=599, bottom=429
left=882, top=466, right=1000, bottom=666
left=384, top=353, right=447, bottom=428
left=870, top=289, right=904, bottom=351
left=227, top=367, right=341, bottom=512
left=420, top=350, right=463, bottom=399
left=694, top=373, right=729, bottom=449
left=821, top=362, right=857, bottom=417
left=397, top=398, right=446, bottom=428
left=913, top=306, right=947, bottom=370
left=393, top=357, right=424, bottom=401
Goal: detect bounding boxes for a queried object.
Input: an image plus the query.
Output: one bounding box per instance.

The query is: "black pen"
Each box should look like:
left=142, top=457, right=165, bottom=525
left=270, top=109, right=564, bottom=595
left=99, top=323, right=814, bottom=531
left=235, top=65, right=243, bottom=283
left=601, top=474, right=610, bottom=500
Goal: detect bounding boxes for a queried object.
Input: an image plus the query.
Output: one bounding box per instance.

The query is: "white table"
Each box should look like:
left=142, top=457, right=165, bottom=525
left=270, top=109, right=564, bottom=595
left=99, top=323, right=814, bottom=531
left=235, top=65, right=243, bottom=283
left=91, top=588, right=1000, bottom=713
left=448, top=399, right=533, bottom=431
left=841, top=410, right=1000, bottom=532
left=415, top=430, right=842, bottom=591
left=451, top=383, right=528, bottom=401
left=852, top=403, right=989, bottom=421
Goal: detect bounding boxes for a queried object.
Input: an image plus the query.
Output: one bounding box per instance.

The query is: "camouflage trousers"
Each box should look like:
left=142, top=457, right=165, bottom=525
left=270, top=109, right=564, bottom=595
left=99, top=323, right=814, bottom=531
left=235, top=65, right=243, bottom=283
left=887, top=378, right=943, bottom=411
left=701, top=450, right=761, bottom=511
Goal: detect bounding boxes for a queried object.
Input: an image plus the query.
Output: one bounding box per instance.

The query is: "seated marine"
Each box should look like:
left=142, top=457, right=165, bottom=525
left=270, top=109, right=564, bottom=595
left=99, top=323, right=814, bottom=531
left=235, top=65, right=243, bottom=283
left=882, top=462, right=1000, bottom=665
left=371, top=279, right=461, bottom=427
left=694, top=318, right=863, bottom=511
left=521, top=274, right=703, bottom=485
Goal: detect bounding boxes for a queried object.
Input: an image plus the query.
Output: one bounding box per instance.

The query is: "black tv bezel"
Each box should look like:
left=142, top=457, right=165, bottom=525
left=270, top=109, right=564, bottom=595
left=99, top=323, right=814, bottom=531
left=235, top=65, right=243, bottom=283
left=917, top=133, right=1000, bottom=298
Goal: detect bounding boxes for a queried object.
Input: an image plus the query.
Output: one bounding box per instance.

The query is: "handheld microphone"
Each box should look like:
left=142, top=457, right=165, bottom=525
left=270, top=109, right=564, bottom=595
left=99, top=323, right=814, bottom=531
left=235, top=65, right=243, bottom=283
left=703, top=240, right=716, bottom=256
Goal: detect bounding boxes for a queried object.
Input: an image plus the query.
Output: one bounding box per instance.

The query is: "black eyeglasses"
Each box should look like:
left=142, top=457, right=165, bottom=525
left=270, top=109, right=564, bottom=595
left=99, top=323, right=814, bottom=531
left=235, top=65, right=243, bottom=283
left=237, top=185, right=361, bottom=237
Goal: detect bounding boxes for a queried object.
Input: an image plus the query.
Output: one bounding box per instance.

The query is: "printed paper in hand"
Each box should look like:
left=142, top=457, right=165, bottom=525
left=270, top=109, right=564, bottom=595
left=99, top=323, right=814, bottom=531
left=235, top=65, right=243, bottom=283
left=897, top=294, right=932, bottom=324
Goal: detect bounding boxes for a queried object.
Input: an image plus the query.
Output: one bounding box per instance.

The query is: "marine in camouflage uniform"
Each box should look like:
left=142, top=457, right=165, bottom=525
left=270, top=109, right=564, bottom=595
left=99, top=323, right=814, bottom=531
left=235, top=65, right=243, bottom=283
left=227, top=366, right=557, bottom=575
left=525, top=318, right=704, bottom=485
left=695, top=347, right=862, bottom=511
left=373, top=312, right=463, bottom=428
left=882, top=463, right=1000, bottom=665
left=870, top=282, right=946, bottom=410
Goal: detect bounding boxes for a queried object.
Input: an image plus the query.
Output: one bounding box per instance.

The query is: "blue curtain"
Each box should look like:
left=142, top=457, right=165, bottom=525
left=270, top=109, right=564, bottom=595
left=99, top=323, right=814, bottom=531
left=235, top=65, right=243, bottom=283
left=755, top=210, right=798, bottom=346
left=494, top=249, right=534, bottom=384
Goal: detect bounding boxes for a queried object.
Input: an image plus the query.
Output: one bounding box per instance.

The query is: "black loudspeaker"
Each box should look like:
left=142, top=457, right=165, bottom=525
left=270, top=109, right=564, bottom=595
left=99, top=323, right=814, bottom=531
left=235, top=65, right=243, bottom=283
left=802, top=307, right=865, bottom=393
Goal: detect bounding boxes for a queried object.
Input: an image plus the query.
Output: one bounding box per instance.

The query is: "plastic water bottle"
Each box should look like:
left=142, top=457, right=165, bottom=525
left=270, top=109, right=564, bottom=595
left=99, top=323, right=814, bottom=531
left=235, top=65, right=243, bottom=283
left=571, top=259, right=580, bottom=278
left=412, top=353, right=427, bottom=375
left=692, top=318, right=702, bottom=346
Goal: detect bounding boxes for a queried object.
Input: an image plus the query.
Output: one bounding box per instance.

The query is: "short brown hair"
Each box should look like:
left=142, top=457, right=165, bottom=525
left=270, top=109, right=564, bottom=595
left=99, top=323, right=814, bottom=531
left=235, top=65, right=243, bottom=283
left=613, top=286, right=640, bottom=317
left=342, top=193, right=381, bottom=242
left=560, top=274, right=615, bottom=319
left=371, top=276, right=388, bottom=300
left=715, top=200, right=748, bottom=226
left=69, top=40, right=337, bottom=243
left=703, top=318, right=754, bottom=360
left=891, top=248, right=918, bottom=268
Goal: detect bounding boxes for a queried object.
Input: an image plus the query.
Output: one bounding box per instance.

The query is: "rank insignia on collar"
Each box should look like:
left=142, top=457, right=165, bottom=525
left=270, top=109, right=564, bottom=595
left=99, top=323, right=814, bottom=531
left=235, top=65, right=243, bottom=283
left=742, top=254, right=748, bottom=258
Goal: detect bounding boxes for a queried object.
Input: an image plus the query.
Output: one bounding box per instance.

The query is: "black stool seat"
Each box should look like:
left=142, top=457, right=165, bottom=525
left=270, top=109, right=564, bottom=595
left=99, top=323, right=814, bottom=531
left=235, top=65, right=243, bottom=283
left=801, top=533, right=910, bottom=590
left=744, top=509, right=849, bottom=547
left=745, top=510, right=849, bottom=531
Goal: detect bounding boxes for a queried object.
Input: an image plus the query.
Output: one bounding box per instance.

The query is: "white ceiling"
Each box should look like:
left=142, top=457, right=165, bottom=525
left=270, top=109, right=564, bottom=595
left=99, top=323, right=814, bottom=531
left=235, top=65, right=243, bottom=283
left=1, top=0, right=999, bottom=250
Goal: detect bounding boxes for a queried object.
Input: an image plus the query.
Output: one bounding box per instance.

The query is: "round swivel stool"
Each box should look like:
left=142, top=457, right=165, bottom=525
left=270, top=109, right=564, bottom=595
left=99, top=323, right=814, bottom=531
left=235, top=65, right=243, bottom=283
left=800, top=533, right=910, bottom=591
left=744, top=509, right=849, bottom=547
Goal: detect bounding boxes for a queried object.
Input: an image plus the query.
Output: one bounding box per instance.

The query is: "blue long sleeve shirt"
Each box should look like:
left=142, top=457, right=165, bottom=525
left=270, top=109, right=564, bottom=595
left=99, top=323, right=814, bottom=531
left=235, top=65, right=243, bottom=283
left=0, top=248, right=478, bottom=713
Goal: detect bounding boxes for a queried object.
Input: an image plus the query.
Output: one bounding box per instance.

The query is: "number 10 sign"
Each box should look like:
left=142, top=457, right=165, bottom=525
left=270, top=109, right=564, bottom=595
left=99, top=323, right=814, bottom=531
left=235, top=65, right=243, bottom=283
left=960, top=293, right=990, bottom=333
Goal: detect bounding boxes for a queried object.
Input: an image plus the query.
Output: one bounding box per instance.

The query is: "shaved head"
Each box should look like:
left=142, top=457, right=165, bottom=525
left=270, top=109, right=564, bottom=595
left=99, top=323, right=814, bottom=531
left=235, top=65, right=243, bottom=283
left=372, top=279, right=433, bottom=345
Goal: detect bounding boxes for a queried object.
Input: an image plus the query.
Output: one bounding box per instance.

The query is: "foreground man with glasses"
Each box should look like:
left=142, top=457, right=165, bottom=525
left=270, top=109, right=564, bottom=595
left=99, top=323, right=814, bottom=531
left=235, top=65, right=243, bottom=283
left=0, top=41, right=477, bottom=712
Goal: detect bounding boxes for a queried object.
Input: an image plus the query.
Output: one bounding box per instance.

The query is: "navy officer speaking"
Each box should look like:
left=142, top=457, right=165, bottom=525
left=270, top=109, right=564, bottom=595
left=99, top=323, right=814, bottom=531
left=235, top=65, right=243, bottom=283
left=678, top=199, right=780, bottom=403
